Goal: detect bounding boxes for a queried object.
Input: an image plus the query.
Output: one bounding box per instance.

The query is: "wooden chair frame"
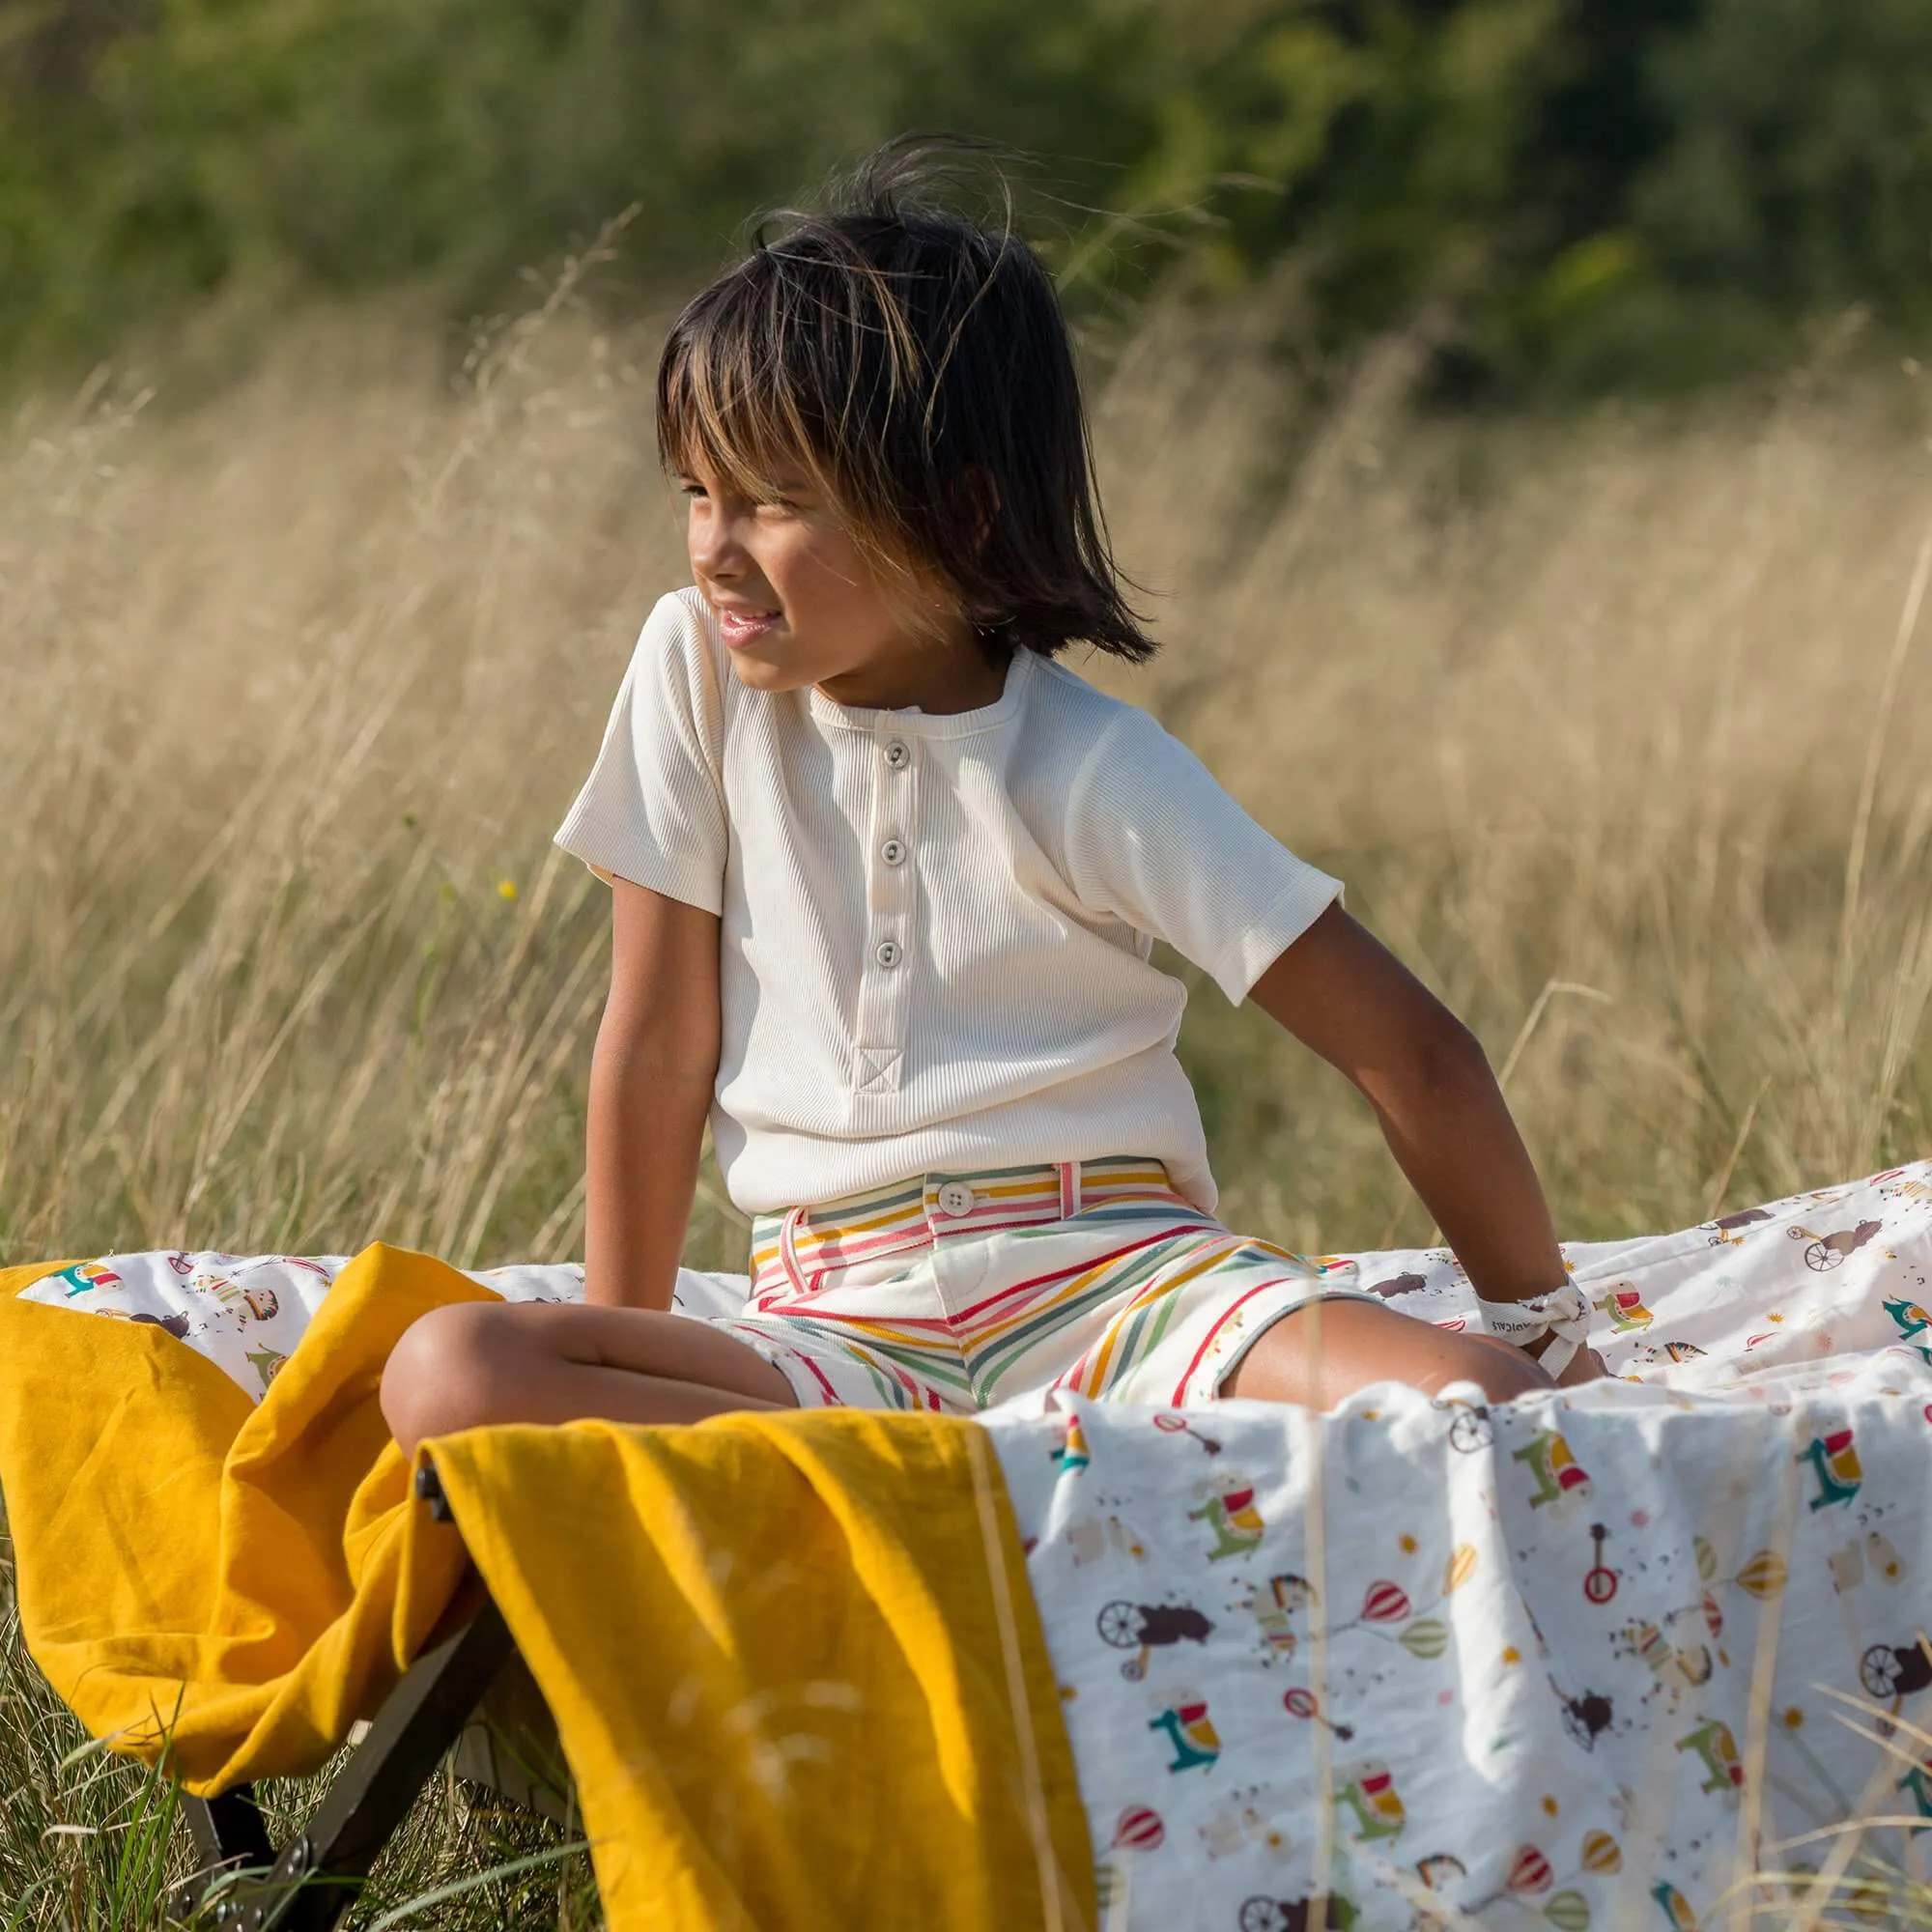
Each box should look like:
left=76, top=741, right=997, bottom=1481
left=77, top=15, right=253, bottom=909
left=174, top=1465, right=526, bottom=1932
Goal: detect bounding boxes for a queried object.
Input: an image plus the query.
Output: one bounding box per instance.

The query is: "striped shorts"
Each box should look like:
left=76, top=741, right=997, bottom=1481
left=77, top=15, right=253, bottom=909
left=711, top=1155, right=1374, bottom=1415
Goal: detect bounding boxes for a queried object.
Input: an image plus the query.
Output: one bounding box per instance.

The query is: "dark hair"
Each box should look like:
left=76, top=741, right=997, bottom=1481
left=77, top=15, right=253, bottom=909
left=655, top=137, right=1155, bottom=663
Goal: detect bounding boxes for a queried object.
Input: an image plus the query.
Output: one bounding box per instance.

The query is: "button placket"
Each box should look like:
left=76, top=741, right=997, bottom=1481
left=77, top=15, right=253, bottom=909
left=852, top=726, right=920, bottom=1097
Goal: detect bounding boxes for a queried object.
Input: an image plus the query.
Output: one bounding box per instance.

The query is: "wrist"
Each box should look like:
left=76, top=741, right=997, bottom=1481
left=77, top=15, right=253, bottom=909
left=1471, top=1281, right=1590, bottom=1376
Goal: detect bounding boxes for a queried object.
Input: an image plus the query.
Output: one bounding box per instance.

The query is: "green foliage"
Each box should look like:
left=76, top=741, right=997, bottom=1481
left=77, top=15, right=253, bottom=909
left=5, top=0, right=1932, bottom=393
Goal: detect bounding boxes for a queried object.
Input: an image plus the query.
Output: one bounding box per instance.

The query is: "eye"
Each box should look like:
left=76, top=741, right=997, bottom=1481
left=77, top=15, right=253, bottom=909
left=677, top=478, right=708, bottom=500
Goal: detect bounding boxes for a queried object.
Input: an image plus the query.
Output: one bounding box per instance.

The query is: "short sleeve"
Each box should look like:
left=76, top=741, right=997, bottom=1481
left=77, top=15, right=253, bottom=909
left=1064, top=706, right=1342, bottom=1004
left=554, top=591, right=728, bottom=914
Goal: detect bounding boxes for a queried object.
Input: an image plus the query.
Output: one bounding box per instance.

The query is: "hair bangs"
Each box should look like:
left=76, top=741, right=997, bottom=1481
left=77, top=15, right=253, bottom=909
left=656, top=271, right=837, bottom=511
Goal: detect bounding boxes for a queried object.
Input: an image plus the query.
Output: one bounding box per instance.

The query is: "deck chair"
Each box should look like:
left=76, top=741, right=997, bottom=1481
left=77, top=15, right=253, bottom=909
left=174, top=1465, right=570, bottom=1932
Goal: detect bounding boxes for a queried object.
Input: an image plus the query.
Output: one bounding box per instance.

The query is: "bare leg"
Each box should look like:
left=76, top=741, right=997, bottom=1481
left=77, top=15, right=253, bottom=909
left=1221, top=1297, right=1554, bottom=1408
left=381, top=1301, right=797, bottom=1459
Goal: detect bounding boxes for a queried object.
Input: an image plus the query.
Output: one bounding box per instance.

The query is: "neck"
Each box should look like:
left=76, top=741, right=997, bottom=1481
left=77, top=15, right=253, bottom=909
left=815, top=622, right=1011, bottom=714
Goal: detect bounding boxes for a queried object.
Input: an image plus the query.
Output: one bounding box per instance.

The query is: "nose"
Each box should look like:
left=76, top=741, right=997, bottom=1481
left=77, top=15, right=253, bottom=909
left=686, top=496, right=748, bottom=582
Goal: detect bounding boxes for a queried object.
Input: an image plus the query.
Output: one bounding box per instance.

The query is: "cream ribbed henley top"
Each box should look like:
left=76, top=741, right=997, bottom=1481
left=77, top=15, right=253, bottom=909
left=554, top=588, right=1342, bottom=1215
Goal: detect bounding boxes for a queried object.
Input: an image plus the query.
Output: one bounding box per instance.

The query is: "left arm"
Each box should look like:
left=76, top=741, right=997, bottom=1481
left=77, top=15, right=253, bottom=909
left=1249, top=902, right=1600, bottom=1382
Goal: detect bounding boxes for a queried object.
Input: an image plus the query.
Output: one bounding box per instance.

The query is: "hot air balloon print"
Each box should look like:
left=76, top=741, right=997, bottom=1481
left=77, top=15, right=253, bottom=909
left=1361, top=1580, right=1412, bottom=1624
left=1466, top=1842, right=1564, bottom=1917
left=1506, top=1844, right=1554, bottom=1893
left=1735, top=1549, right=1787, bottom=1598
left=1111, top=1804, right=1164, bottom=1851
left=1579, top=1830, right=1621, bottom=1874
left=1400, top=1618, right=1449, bottom=1661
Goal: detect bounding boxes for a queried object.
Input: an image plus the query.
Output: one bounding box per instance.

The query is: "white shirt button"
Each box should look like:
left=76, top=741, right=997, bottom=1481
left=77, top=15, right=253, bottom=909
left=883, top=739, right=911, bottom=770
left=936, top=1180, right=976, bottom=1217
left=880, top=838, right=906, bottom=867
left=874, top=939, right=902, bottom=969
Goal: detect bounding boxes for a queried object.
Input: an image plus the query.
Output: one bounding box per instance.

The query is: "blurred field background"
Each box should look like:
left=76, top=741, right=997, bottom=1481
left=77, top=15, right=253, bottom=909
left=6, top=0, right=1932, bottom=1922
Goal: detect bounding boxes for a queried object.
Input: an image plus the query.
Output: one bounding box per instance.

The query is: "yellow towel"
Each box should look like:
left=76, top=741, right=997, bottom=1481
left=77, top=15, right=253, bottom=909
left=427, top=1412, right=1095, bottom=1931
left=0, top=1245, right=492, bottom=1790
left=0, top=1245, right=1095, bottom=1929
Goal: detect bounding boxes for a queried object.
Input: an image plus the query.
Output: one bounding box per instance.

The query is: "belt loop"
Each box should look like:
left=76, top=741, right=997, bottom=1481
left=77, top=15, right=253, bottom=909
left=780, top=1206, right=810, bottom=1297
left=1058, top=1159, right=1083, bottom=1218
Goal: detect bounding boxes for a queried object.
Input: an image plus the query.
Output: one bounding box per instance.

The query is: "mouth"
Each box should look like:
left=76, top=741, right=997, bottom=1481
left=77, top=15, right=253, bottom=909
left=714, top=603, right=783, bottom=649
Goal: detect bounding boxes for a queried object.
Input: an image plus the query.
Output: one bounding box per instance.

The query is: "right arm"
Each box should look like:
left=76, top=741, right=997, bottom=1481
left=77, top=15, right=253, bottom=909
left=582, top=876, right=723, bottom=1310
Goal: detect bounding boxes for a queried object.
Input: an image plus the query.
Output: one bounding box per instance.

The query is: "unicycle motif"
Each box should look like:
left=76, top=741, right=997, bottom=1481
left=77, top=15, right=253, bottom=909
left=1097, top=1599, right=1214, bottom=1680
left=1787, top=1218, right=1882, bottom=1272
left=1239, top=1897, right=1356, bottom=1932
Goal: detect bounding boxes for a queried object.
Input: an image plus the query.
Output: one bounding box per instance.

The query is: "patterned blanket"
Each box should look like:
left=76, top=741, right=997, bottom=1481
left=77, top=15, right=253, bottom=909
left=21, top=1160, right=1932, bottom=1926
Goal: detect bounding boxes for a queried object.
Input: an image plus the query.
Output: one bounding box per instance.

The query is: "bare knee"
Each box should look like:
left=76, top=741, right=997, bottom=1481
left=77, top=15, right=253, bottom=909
left=1222, top=1300, right=1554, bottom=1409
left=1427, top=1331, right=1555, bottom=1405
left=381, top=1302, right=531, bottom=1459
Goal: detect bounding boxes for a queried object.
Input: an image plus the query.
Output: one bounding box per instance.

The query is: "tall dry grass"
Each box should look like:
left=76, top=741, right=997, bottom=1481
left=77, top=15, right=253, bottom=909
left=5, top=299, right=1929, bottom=1274
left=3, top=290, right=1932, bottom=1924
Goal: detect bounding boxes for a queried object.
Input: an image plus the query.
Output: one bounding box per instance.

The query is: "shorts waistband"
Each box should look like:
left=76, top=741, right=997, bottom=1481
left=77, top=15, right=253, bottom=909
left=750, top=1156, right=1192, bottom=1301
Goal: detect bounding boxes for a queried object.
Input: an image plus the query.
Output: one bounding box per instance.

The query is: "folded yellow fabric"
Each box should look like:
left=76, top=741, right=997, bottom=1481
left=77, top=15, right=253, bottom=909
left=2, top=1246, right=1094, bottom=1928
left=426, top=1411, right=1095, bottom=1932
left=0, top=1245, right=483, bottom=1792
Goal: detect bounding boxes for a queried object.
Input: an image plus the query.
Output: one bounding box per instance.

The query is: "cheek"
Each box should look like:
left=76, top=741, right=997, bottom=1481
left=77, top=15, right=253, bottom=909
left=777, top=530, right=895, bottom=628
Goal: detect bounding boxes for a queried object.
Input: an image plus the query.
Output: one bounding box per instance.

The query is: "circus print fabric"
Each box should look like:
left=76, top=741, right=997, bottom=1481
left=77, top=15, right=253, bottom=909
left=12, top=1251, right=751, bottom=1397
left=984, top=1358, right=1932, bottom=1927
left=17, top=1159, right=1932, bottom=1923
left=979, top=1159, right=1932, bottom=1928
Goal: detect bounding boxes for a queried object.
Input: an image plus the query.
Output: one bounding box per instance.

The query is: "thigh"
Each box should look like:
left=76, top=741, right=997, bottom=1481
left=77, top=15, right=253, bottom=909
left=716, top=1311, right=973, bottom=1414
left=471, top=1299, right=798, bottom=1406
left=1222, top=1297, right=1552, bottom=1408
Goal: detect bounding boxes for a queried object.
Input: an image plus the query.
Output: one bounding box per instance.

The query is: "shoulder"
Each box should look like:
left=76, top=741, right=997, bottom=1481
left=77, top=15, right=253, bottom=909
left=1024, top=654, right=1205, bottom=801
left=1025, top=653, right=1168, bottom=765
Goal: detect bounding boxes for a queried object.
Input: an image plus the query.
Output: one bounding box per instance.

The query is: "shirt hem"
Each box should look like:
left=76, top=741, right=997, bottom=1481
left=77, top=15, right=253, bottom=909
left=1209, top=871, right=1345, bottom=1005
left=553, top=814, right=724, bottom=917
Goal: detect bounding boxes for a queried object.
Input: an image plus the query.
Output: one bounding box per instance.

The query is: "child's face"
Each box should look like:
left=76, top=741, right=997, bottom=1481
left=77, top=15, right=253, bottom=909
left=677, top=452, right=997, bottom=714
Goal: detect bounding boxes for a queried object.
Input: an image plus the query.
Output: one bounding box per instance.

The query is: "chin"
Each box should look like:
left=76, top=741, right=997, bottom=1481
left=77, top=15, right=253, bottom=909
left=725, top=653, right=810, bottom=694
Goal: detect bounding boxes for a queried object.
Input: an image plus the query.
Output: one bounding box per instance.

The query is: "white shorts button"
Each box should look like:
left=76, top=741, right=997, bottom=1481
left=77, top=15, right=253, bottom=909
left=936, top=1180, right=976, bottom=1217
left=883, top=739, right=911, bottom=769
left=880, top=837, right=906, bottom=867
left=874, top=938, right=902, bottom=969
